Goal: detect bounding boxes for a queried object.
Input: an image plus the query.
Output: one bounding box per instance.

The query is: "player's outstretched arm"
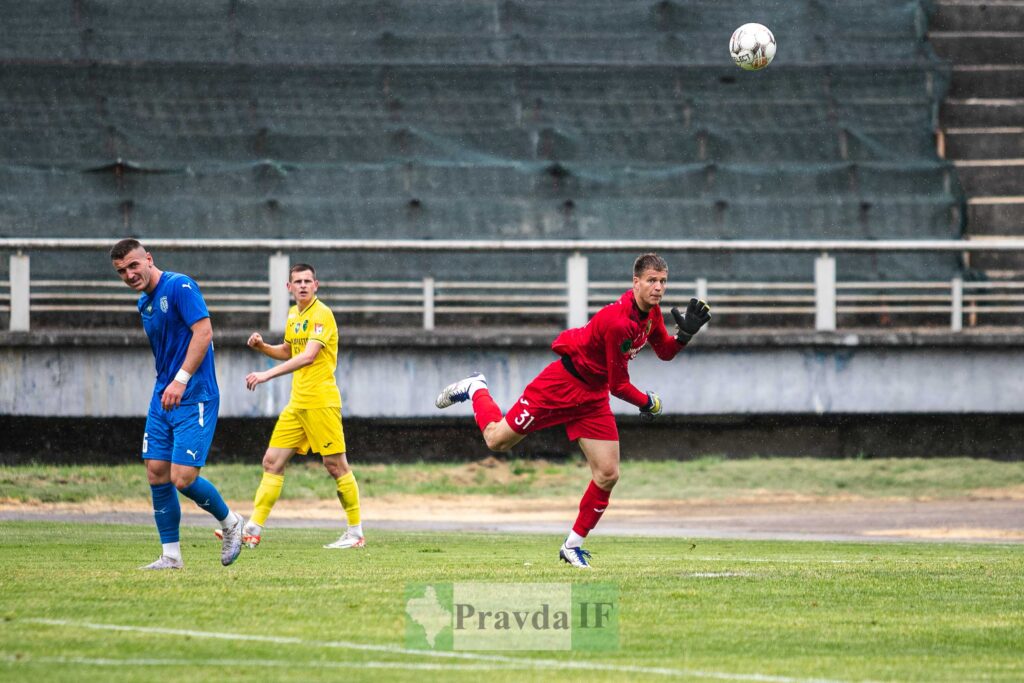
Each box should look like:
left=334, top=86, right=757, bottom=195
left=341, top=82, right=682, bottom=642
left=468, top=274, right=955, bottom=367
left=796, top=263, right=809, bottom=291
left=247, top=332, right=291, bottom=360
left=246, top=340, right=324, bottom=390
left=672, top=298, right=711, bottom=345
left=649, top=306, right=686, bottom=360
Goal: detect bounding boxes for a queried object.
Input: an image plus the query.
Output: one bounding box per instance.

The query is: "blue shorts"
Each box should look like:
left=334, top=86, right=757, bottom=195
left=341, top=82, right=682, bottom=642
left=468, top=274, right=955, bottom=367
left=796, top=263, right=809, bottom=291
left=142, top=397, right=219, bottom=467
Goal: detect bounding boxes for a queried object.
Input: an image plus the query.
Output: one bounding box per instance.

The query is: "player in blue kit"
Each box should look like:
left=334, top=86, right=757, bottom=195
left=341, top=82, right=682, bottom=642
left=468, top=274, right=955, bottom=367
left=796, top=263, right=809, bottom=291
left=110, top=239, right=244, bottom=569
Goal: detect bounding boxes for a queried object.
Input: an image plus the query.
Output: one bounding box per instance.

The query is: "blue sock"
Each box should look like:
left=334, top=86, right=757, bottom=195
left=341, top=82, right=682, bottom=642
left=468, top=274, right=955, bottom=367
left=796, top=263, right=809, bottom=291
left=150, top=482, right=181, bottom=544
left=179, top=476, right=230, bottom=521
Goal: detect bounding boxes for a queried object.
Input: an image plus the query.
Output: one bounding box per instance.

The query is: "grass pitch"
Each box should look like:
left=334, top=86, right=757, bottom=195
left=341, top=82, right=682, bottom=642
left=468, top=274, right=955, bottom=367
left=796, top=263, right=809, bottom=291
left=0, top=523, right=1021, bottom=682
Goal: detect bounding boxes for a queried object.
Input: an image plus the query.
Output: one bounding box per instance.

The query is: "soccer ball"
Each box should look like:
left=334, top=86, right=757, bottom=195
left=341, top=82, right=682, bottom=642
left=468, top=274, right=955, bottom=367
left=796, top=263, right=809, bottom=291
left=729, top=23, right=776, bottom=71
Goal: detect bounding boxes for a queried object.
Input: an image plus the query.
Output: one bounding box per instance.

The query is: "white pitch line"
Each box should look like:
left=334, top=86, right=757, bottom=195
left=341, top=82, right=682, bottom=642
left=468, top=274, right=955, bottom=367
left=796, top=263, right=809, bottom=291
left=20, top=618, right=856, bottom=683
left=688, top=555, right=1009, bottom=564
left=689, top=557, right=860, bottom=564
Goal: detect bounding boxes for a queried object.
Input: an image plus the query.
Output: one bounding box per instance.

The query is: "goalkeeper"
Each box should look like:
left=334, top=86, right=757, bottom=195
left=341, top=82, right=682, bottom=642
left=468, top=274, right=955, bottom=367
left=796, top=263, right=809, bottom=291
left=435, top=253, right=709, bottom=568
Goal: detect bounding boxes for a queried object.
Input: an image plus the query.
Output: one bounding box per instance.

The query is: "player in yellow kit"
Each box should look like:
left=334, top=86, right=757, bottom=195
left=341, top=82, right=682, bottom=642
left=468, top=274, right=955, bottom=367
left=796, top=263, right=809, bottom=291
left=220, top=263, right=364, bottom=549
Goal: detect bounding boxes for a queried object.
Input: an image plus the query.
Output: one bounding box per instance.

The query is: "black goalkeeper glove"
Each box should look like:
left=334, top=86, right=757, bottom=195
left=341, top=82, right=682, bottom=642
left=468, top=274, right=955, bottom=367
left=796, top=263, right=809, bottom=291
left=639, top=391, right=663, bottom=424
left=672, top=298, right=711, bottom=344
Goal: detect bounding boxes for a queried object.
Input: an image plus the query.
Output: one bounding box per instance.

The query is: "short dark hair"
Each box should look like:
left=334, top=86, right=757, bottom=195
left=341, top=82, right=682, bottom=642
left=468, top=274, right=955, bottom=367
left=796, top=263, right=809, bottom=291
left=110, top=238, right=144, bottom=261
left=289, top=263, right=317, bottom=280
left=633, top=253, right=668, bottom=277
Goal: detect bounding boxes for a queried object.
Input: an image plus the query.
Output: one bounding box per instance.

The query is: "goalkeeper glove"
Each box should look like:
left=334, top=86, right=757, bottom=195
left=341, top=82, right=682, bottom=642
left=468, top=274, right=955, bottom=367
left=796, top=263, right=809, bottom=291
left=672, top=298, right=711, bottom=344
left=639, top=391, right=663, bottom=423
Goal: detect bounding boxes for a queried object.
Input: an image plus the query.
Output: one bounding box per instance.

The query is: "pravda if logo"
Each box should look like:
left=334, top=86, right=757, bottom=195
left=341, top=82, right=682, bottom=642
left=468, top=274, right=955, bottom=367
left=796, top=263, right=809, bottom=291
left=405, top=582, right=618, bottom=651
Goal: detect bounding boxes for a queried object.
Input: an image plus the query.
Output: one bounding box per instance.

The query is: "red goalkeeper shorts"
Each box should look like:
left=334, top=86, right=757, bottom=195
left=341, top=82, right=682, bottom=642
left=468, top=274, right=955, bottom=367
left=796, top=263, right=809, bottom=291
left=503, top=360, right=618, bottom=442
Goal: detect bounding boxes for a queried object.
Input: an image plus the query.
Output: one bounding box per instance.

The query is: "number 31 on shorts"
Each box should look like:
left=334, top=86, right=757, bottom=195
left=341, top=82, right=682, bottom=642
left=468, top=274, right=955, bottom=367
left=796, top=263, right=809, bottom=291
left=513, top=407, right=535, bottom=430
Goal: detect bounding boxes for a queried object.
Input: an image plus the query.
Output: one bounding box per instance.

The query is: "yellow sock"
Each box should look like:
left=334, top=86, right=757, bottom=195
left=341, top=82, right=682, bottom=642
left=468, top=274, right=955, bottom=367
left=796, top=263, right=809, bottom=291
left=335, top=471, right=361, bottom=526
left=251, top=472, right=284, bottom=527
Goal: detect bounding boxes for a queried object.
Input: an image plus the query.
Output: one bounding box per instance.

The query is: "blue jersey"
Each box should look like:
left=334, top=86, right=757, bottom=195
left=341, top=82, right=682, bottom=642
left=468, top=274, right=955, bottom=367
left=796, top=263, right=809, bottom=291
left=137, top=271, right=219, bottom=405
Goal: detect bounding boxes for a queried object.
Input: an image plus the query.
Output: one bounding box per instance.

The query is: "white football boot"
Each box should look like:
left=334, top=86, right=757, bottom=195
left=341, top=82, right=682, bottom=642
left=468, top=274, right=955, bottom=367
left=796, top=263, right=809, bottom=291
left=220, top=514, right=244, bottom=566
left=214, top=521, right=262, bottom=549
left=434, top=372, right=487, bottom=409
left=559, top=544, right=593, bottom=569
left=139, top=555, right=183, bottom=570
left=323, top=530, right=366, bottom=549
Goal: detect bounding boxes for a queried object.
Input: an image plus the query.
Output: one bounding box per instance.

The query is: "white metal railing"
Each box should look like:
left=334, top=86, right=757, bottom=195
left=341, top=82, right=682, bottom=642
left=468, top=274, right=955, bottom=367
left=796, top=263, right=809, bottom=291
left=3, top=238, right=1024, bottom=332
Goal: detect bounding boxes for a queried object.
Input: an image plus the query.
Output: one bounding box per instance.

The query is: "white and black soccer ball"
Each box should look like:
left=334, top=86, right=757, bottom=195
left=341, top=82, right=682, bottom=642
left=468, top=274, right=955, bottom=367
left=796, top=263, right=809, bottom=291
left=729, top=23, right=776, bottom=71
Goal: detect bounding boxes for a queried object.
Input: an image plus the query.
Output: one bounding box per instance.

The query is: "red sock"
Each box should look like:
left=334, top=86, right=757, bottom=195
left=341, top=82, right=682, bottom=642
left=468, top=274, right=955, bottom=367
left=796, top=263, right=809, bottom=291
left=471, top=389, right=503, bottom=433
left=572, top=480, right=612, bottom=537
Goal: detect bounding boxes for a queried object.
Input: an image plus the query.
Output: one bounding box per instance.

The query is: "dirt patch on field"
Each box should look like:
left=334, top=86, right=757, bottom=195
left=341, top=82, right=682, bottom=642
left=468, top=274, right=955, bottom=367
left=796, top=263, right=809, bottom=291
left=359, top=456, right=579, bottom=490
left=0, top=492, right=887, bottom=521
left=968, top=484, right=1024, bottom=501
left=862, top=527, right=1024, bottom=541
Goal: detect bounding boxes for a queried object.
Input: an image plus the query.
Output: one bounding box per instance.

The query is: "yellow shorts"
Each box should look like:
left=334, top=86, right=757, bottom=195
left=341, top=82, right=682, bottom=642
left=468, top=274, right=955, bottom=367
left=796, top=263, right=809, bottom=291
left=268, top=405, right=346, bottom=456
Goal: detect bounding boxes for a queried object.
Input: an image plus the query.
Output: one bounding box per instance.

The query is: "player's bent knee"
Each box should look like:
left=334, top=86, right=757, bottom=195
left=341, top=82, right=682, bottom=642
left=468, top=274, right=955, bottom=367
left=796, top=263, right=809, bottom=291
left=478, top=416, right=526, bottom=452
left=484, top=437, right=513, bottom=453
left=145, top=463, right=171, bottom=486
left=594, top=467, right=620, bottom=489
left=323, top=456, right=349, bottom=478
left=262, top=452, right=287, bottom=474
left=482, top=427, right=524, bottom=453
left=171, top=471, right=199, bottom=490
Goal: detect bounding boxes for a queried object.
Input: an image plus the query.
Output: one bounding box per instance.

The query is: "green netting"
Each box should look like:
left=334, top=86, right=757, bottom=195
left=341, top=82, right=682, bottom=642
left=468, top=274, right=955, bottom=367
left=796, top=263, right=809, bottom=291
left=82, top=1, right=234, bottom=64
left=16, top=248, right=574, bottom=284
left=0, top=3, right=83, bottom=62
left=47, top=0, right=942, bottom=66
left=587, top=251, right=962, bottom=283
left=0, top=62, right=950, bottom=162
left=1, top=193, right=960, bottom=245
left=0, top=0, right=943, bottom=66
left=522, top=98, right=939, bottom=132
left=0, top=161, right=901, bottom=197
left=0, top=0, right=962, bottom=284
left=0, top=125, right=944, bottom=167
left=0, top=161, right=961, bottom=232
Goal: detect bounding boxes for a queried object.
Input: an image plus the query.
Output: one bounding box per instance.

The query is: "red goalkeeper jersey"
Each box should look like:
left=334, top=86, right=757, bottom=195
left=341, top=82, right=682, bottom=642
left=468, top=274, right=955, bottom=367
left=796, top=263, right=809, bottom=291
left=550, top=290, right=684, bottom=408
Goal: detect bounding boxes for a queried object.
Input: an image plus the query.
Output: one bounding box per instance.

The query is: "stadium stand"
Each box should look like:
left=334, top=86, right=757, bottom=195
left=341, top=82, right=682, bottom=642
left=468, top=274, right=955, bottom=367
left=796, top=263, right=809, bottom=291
left=930, top=0, right=1024, bottom=276
left=0, top=0, right=964, bottom=319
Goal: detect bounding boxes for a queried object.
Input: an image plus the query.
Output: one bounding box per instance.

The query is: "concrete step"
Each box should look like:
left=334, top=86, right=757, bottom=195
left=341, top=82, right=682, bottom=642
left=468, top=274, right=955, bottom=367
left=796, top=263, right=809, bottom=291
left=967, top=197, right=1024, bottom=234
left=954, top=159, right=1024, bottom=194
left=949, top=66, right=1024, bottom=97
left=930, top=32, right=1024, bottom=64
left=932, top=2, right=1024, bottom=32
left=942, top=98, right=1024, bottom=126
left=944, top=128, right=1024, bottom=158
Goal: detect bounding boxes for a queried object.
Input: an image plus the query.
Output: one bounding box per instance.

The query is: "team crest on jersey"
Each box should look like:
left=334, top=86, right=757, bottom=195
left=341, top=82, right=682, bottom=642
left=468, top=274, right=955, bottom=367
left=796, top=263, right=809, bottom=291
left=314, top=323, right=323, bottom=335
left=302, top=320, right=308, bottom=331
left=159, top=296, right=168, bottom=313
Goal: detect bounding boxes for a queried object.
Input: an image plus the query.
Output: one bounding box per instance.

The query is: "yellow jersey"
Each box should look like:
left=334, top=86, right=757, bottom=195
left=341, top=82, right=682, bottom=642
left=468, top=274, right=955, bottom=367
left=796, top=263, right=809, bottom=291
left=283, top=297, right=341, bottom=408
